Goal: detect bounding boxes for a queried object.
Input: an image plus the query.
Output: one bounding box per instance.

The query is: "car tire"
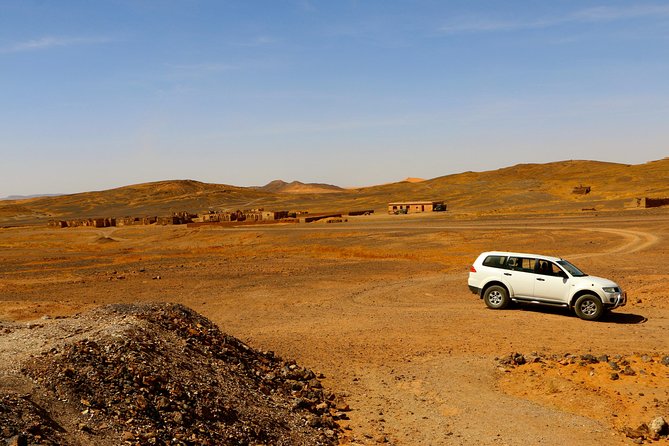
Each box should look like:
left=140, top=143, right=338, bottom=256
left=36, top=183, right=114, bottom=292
left=483, top=285, right=510, bottom=309
left=574, top=294, right=603, bottom=321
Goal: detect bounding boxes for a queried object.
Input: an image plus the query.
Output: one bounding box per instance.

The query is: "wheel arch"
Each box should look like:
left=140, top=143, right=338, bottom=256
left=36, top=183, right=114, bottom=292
left=481, top=281, right=510, bottom=300
left=569, top=289, right=602, bottom=309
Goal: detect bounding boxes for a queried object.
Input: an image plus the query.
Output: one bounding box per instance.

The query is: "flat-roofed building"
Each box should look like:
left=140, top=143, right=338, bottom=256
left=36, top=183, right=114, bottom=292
left=388, top=201, right=447, bottom=214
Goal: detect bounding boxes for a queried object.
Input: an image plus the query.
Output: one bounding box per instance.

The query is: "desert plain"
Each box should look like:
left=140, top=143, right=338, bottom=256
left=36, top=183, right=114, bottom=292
left=1, top=204, right=669, bottom=444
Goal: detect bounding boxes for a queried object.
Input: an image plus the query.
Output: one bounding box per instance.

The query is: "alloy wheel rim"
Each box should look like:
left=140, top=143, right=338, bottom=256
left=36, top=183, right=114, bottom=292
left=581, top=300, right=597, bottom=315
left=489, top=291, right=502, bottom=305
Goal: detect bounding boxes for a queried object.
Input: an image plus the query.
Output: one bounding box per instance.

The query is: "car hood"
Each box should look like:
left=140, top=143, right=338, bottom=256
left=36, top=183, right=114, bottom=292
left=577, top=275, right=620, bottom=289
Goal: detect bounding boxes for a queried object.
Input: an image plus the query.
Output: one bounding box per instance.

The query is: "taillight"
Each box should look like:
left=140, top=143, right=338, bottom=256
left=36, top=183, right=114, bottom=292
left=470, top=265, right=476, bottom=273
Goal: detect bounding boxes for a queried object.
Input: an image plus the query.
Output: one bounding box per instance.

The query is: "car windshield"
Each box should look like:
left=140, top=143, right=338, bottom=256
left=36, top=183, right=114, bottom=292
left=557, top=260, right=588, bottom=277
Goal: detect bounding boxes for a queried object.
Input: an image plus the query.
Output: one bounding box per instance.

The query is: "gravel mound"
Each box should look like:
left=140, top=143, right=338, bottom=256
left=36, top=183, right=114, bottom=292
left=2, top=303, right=343, bottom=445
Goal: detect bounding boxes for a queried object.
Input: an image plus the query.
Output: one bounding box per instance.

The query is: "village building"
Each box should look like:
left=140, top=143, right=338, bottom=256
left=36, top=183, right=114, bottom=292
left=632, top=197, right=669, bottom=208
left=117, top=216, right=157, bottom=226
left=200, top=212, right=221, bottom=223
left=157, top=212, right=195, bottom=225
left=572, top=185, right=591, bottom=195
left=157, top=216, right=181, bottom=225
left=388, top=201, right=447, bottom=214
left=262, top=210, right=290, bottom=221
left=47, top=220, right=68, bottom=228
left=92, top=217, right=116, bottom=228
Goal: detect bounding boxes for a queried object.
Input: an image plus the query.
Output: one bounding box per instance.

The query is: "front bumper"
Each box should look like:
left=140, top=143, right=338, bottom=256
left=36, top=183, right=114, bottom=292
left=604, top=291, right=627, bottom=308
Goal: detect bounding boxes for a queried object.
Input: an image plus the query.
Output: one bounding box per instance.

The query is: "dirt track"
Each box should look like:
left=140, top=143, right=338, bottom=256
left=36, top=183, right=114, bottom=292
left=1, top=211, right=668, bottom=445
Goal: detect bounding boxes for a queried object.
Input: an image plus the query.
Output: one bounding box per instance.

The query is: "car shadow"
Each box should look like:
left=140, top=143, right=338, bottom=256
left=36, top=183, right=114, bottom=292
left=514, top=304, right=647, bottom=324
left=598, top=312, right=648, bottom=324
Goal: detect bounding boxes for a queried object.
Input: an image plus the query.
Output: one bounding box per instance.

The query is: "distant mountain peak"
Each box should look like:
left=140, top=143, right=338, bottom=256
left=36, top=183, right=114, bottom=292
left=1, top=193, right=63, bottom=201
left=263, top=179, right=289, bottom=188
left=258, top=180, right=343, bottom=194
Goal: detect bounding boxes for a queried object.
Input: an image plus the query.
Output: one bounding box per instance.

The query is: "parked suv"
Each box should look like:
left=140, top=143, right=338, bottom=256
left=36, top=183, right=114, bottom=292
left=468, top=251, right=626, bottom=321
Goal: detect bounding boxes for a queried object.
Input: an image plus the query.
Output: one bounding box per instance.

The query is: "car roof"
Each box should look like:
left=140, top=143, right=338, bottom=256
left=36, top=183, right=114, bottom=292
left=480, top=251, right=564, bottom=263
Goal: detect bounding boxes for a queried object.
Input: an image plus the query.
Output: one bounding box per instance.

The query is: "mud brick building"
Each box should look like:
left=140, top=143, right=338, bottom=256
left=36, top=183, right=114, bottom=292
left=262, top=210, right=290, bottom=220
left=157, top=216, right=181, bottom=225
left=47, top=220, right=68, bottom=228
left=572, top=185, right=591, bottom=195
left=157, top=212, right=195, bottom=225
left=633, top=197, right=669, bottom=208
left=388, top=201, right=447, bottom=214
left=117, top=216, right=157, bottom=226
left=200, top=211, right=222, bottom=222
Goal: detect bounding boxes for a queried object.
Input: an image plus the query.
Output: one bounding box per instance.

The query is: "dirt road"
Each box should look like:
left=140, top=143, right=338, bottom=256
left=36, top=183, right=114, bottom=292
left=1, top=212, right=668, bottom=444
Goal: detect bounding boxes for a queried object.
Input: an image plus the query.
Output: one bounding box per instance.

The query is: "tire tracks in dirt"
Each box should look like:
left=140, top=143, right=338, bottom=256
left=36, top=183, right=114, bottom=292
left=565, top=227, right=660, bottom=259
left=331, top=223, right=659, bottom=445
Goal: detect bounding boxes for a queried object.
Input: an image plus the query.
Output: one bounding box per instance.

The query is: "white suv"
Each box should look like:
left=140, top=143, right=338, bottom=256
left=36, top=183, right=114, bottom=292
left=468, top=251, right=626, bottom=321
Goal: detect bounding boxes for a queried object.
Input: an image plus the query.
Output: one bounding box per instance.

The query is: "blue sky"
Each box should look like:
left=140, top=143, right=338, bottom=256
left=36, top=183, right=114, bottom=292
left=1, top=1, right=668, bottom=196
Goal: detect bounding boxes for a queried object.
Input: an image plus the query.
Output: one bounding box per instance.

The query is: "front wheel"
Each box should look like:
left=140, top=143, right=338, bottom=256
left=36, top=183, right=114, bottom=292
left=574, top=294, right=603, bottom=321
left=483, top=285, right=510, bottom=309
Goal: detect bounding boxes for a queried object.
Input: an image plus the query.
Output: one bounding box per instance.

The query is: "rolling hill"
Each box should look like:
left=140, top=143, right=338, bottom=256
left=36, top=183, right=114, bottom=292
left=257, top=180, right=344, bottom=194
left=1, top=159, right=668, bottom=225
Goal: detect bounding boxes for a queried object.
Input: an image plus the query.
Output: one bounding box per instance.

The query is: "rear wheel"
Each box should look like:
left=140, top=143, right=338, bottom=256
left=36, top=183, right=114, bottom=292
left=574, top=294, right=603, bottom=321
left=483, top=285, right=510, bottom=309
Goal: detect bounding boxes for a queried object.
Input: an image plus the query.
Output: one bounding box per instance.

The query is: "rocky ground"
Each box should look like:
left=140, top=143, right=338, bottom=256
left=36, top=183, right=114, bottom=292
left=497, top=352, right=669, bottom=443
left=0, top=303, right=346, bottom=445
left=1, top=212, right=669, bottom=444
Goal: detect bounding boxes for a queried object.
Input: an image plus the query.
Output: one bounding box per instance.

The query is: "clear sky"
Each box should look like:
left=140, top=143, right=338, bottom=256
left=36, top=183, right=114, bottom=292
left=1, top=1, right=668, bottom=196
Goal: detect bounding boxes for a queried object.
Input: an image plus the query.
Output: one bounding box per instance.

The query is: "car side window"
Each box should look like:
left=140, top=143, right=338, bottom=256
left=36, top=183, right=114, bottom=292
left=507, top=257, right=536, bottom=272
left=482, top=255, right=507, bottom=268
left=536, top=260, right=565, bottom=276
left=507, top=257, right=519, bottom=270
left=520, top=258, right=537, bottom=272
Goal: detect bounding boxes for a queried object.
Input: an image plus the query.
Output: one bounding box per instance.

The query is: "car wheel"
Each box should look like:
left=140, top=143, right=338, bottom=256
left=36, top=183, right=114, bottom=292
left=484, top=285, right=510, bottom=309
left=574, top=294, right=603, bottom=321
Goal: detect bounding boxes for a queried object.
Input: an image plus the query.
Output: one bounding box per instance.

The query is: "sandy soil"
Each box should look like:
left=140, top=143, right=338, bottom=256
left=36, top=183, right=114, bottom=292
left=1, top=211, right=668, bottom=445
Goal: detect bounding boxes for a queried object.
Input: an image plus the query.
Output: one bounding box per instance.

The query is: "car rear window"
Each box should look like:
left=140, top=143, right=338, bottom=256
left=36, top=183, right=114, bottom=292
left=482, top=255, right=507, bottom=268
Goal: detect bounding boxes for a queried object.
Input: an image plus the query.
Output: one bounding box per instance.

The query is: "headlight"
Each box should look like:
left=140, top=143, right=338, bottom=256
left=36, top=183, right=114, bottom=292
left=602, top=287, right=619, bottom=293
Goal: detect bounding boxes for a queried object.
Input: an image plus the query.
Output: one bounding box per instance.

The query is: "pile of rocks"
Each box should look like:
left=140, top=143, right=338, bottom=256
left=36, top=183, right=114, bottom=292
left=3, top=303, right=344, bottom=445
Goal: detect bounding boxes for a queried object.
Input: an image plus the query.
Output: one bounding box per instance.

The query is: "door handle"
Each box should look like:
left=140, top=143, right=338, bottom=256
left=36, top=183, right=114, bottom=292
left=536, top=278, right=545, bottom=281
left=504, top=273, right=512, bottom=276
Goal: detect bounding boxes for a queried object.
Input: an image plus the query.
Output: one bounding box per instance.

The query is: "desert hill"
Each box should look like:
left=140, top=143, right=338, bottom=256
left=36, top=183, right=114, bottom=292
left=1, top=159, right=668, bottom=225
left=0, top=193, right=63, bottom=201
left=344, top=159, right=669, bottom=214
left=258, top=180, right=344, bottom=194
left=0, top=180, right=268, bottom=225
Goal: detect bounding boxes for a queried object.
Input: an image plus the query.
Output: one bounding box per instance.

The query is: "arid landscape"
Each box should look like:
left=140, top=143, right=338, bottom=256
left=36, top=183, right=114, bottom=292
left=2, top=158, right=669, bottom=226
left=1, top=159, right=669, bottom=445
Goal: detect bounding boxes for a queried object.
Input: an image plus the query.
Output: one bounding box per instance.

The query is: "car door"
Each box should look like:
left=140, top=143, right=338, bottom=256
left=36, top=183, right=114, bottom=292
left=505, top=256, right=536, bottom=297
left=533, top=260, right=569, bottom=302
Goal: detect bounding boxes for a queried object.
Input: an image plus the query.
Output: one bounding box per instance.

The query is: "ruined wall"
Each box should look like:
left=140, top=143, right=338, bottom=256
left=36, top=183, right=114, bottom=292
left=636, top=197, right=669, bottom=208
left=388, top=202, right=445, bottom=214
left=572, top=185, right=591, bottom=195
left=47, top=220, right=68, bottom=228
left=50, top=208, right=291, bottom=229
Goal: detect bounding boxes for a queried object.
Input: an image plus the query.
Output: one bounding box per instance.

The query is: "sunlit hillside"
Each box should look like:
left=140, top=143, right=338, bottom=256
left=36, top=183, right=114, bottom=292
left=1, top=159, right=668, bottom=225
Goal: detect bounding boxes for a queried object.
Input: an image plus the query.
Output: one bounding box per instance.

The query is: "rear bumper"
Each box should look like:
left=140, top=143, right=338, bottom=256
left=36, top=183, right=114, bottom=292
left=468, top=285, right=481, bottom=296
